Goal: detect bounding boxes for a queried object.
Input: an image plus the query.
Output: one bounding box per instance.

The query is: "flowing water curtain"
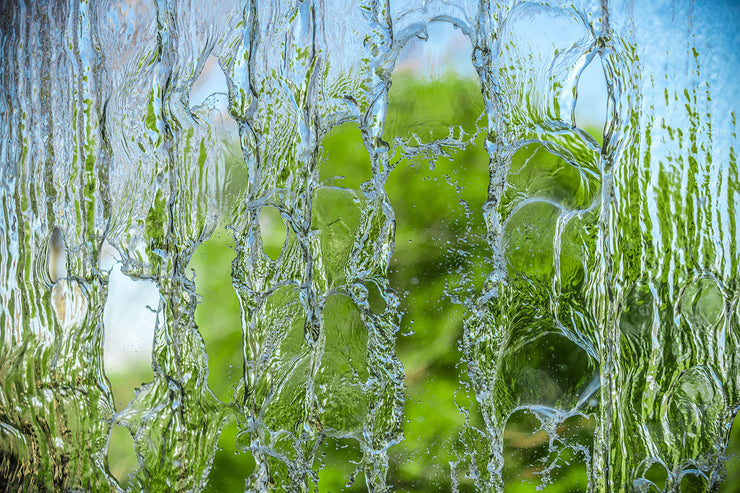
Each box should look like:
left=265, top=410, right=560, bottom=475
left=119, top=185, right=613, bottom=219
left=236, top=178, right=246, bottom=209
left=226, top=0, right=405, bottom=489
left=0, top=2, right=115, bottom=490
left=459, top=2, right=605, bottom=488
left=104, top=0, right=237, bottom=490
left=0, top=0, right=237, bottom=490
left=1, top=0, right=740, bottom=492
left=459, top=0, right=740, bottom=491
left=599, top=3, right=740, bottom=490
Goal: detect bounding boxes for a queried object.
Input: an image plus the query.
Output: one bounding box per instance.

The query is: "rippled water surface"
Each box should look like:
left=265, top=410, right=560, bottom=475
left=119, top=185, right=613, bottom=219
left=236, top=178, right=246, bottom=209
left=1, top=0, right=739, bottom=491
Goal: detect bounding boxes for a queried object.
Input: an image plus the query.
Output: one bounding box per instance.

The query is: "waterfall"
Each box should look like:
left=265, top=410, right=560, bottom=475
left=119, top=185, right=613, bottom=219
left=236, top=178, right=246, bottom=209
left=1, top=0, right=738, bottom=491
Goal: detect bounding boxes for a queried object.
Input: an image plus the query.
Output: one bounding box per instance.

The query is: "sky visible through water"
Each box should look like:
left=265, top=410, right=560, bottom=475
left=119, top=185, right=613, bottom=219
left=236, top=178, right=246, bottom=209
left=1, top=1, right=739, bottom=491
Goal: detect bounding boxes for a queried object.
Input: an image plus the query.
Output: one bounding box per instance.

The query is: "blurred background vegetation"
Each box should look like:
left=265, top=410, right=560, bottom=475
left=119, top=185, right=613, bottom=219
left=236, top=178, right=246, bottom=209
left=106, top=74, right=740, bottom=491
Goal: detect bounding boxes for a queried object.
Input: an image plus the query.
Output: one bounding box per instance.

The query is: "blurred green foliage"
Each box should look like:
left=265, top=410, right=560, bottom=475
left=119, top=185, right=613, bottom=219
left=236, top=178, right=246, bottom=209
left=107, top=74, right=740, bottom=491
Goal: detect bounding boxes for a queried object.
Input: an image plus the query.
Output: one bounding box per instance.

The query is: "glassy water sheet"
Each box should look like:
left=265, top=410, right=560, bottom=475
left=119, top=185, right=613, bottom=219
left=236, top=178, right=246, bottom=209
left=0, top=0, right=739, bottom=491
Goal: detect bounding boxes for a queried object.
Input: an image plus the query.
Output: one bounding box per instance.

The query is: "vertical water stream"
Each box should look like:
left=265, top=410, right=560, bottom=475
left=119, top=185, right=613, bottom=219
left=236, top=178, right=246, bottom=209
left=0, top=0, right=738, bottom=491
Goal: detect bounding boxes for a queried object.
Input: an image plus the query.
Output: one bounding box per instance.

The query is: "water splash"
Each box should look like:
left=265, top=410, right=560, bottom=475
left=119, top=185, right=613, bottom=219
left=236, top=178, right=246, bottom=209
left=0, top=0, right=738, bottom=491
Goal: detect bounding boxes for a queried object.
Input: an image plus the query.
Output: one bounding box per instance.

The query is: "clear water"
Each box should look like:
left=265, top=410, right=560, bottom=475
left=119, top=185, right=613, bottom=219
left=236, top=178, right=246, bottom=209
left=1, top=0, right=738, bottom=491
